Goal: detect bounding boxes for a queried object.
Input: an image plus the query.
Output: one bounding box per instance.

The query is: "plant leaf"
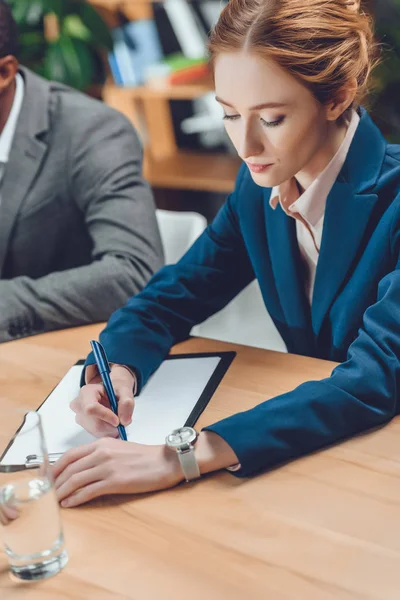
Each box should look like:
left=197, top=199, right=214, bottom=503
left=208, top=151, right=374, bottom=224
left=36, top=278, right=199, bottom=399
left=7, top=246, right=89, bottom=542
left=7, top=0, right=28, bottom=25
left=18, top=31, right=46, bottom=65
left=45, top=36, right=94, bottom=90
left=42, top=0, right=64, bottom=19
left=26, top=0, right=46, bottom=26
left=76, top=2, right=113, bottom=51
left=9, top=0, right=45, bottom=26
left=62, top=15, right=91, bottom=42
left=43, top=41, right=68, bottom=84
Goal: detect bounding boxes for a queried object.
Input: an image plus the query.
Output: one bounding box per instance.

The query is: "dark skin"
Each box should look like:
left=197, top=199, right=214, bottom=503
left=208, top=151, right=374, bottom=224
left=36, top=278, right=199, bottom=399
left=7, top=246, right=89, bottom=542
left=0, top=55, right=18, bottom=135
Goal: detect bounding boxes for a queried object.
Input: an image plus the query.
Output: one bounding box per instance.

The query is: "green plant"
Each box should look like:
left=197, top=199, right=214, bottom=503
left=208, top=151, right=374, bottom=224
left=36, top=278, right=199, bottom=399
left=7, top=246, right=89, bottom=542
left=7, top=0, right=113, bottom=90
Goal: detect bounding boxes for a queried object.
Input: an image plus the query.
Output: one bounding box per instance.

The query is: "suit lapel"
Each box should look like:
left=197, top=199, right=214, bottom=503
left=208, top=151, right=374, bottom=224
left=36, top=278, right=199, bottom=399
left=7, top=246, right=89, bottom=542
left=311, top=182, right=378, bottom=336
left=0, top=68, right=50, bottom=275
left=311, top=108, right=387, bottom=337
left=264, top=191, right=311, bottom=333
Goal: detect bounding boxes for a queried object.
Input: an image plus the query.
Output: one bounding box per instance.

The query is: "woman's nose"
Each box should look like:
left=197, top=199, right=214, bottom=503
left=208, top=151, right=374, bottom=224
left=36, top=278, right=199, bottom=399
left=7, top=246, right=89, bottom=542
left=239, top=132, right=265, bottom=160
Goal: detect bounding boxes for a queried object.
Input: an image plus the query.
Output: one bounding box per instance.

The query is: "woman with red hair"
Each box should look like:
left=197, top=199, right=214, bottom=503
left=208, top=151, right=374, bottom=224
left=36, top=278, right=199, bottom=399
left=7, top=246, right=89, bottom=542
left=54, top=1, right=400, bottom=507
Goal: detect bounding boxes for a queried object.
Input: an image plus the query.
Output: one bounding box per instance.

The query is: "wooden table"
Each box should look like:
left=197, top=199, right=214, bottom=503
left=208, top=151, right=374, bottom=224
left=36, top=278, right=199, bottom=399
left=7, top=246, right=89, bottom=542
left=1, top=325, right=400, bottom=599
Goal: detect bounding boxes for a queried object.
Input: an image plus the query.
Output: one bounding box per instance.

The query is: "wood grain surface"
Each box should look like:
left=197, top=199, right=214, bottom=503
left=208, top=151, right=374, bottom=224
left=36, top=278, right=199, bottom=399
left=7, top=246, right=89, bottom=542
left=0, top=325, right=399, bottom=599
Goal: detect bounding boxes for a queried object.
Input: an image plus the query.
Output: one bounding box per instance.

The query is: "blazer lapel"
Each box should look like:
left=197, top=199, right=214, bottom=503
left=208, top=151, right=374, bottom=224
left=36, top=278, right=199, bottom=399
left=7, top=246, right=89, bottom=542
left=264, top=192, right=312, bottom=341
left=311, top=108, right=386, bottom=337
left=311, top=183, right=378, bottom=336
left=0, top=68, right=50, bottom=275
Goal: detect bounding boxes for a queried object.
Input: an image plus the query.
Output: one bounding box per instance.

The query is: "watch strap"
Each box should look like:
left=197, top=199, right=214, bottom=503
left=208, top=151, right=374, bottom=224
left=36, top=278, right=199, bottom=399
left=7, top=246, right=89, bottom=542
left=178, top=446, right=201, bottom=482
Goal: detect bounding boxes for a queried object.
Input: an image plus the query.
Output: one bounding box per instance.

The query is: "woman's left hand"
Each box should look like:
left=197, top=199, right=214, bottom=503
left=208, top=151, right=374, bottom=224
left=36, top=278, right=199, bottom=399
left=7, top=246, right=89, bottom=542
left=53, top=438, right=184, bottom=508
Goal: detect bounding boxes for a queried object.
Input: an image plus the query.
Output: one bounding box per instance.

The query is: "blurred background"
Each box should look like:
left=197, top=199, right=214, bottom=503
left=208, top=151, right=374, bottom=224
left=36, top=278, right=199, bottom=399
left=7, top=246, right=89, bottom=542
left=6, top=0, right=400, bottom=220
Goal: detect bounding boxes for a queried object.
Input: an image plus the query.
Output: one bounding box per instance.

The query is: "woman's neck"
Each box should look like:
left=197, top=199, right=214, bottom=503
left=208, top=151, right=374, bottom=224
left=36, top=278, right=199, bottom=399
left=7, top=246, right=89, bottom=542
left=295, top=118, right=349, bottom=192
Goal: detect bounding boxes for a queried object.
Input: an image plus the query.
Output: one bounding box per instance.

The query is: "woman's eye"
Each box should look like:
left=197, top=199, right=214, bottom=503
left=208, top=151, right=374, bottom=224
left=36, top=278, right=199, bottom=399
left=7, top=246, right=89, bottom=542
left=222, top=114, right=285, bottom=127
left=222, top=114, right=240, bottom=121
left=261, top=116, right=285, bottom=128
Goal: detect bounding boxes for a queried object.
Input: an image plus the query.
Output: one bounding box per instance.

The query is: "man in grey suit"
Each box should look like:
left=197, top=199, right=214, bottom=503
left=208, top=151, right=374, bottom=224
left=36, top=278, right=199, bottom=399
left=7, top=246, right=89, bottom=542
left=0, top=2, right=163, bottom=343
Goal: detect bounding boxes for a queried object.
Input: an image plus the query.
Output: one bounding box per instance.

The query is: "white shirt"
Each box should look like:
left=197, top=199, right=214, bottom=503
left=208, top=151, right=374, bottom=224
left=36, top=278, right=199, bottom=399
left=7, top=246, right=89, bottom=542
left=0, top=72, right=25, bottom=183
left=269, top=110, right=360, bottom=304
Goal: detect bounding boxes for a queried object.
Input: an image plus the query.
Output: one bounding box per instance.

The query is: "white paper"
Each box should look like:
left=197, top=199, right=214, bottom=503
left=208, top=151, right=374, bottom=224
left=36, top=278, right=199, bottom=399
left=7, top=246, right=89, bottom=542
left=1, top=356, right=222, bottom=466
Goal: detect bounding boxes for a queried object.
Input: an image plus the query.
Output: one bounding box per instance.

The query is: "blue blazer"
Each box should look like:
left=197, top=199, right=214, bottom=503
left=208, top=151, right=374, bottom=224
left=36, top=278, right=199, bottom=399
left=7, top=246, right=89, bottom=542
left=87, top=108, right=400, bottom=477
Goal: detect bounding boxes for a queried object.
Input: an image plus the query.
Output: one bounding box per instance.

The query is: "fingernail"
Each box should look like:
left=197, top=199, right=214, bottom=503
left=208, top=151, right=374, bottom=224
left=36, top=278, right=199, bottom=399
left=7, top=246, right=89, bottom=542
left=61, top=499, right=69, bottom=508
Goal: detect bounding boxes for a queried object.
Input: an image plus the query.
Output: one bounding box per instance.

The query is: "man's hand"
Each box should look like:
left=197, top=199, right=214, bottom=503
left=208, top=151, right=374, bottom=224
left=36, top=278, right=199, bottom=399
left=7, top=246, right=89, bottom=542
left=53, top=438, right=184, bottom=507
left=70, top=364, right=136, bottom=438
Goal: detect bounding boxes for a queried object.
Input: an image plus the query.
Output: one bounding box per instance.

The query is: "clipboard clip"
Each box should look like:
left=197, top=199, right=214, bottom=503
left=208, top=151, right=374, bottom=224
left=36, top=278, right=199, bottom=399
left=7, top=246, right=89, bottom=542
left=25, top=453, right=64, bottom=468
left=0, top=454, right=64, bottom=473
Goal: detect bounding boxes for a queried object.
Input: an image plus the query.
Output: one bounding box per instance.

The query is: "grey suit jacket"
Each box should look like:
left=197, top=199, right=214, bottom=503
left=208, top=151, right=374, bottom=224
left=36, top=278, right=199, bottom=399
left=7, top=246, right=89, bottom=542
left=0, top=67, right=164, bottom=342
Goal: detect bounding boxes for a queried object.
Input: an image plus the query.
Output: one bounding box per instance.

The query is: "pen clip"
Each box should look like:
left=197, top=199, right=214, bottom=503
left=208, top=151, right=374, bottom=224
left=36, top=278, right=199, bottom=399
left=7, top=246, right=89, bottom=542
left=90, top=340, right=110, bottom=375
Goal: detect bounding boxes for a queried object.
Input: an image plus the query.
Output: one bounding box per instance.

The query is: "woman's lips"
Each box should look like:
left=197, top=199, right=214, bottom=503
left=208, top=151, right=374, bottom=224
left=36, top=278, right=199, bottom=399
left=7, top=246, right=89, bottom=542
left=246, top=162, right=273, bottom=173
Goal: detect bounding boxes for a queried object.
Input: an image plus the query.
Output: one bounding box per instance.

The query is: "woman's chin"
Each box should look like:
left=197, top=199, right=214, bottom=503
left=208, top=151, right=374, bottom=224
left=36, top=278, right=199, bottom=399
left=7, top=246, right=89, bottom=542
left=247, top=167, right=280, bottom=188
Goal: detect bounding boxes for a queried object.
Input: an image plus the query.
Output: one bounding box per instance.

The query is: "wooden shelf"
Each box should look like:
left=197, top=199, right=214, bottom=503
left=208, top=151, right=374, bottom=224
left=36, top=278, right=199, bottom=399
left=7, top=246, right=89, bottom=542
left=144, top=151, right=241, bottom=193
left=88, top=0, right=154, bottom=22
left=90, top=0, right=159, bottom=6
left=104, top=77, right=213, bottom=101
left=89, top=0, right=238, bottom=196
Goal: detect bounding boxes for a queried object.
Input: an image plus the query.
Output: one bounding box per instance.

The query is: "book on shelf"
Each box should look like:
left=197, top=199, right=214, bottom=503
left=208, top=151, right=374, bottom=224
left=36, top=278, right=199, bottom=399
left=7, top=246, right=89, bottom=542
left=152, top=0, right=225, bottom=60
left=197, top=1, right=228, bottom=30
left=189, top=2, right=210, bottom=36
left=109, top=25, right=138, bottom=86
left=168, top=61, right=210, bottom=85
left=152, top=2, right=182, bottom=57
left=189, top=0, right=228, bottom=36
left=109, top=17, right=164, bottom=87
left=108, top=1, right=228, bottom=88
left=163, top=0, right=207, bottom=59
left=107, top=51, right=123, bottom=86
left=126, top=18, right=164, bottom=84
left=106, top=1, right=230, bottom=154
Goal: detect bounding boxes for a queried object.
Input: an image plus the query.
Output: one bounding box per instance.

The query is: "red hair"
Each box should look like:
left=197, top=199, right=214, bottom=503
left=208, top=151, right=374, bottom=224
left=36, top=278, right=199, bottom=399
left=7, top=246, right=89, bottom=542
left=208, top=0, right=379, bottom=112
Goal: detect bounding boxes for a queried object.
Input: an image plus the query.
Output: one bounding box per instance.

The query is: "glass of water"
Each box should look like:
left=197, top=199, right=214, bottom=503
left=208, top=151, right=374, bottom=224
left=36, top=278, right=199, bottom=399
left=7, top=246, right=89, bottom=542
left=0, top=410, right=68, bottom=581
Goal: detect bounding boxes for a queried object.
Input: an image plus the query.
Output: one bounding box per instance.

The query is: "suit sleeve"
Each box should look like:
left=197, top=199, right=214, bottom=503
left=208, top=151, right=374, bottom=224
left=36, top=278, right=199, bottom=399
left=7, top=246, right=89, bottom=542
left=0, top=108, right=164, bottom=342
left=84, top=164, right=256, bottom=389
left=205, top=214, right=400, bottom=477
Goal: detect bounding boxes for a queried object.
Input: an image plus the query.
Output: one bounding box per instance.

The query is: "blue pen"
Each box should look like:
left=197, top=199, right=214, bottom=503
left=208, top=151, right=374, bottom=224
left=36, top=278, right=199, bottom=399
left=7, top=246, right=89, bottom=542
left=90, top=340, right=128, bottom=441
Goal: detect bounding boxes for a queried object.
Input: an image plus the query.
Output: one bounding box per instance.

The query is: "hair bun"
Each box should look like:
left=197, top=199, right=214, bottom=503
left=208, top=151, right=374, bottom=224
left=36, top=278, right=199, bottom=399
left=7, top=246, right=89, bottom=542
left=345, top=1, right=361, bottom=13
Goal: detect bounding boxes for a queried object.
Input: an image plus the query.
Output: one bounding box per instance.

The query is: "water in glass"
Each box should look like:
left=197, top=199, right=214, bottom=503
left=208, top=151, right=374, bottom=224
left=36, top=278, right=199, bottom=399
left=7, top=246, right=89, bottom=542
left=0, top=411, right=68, bottom=580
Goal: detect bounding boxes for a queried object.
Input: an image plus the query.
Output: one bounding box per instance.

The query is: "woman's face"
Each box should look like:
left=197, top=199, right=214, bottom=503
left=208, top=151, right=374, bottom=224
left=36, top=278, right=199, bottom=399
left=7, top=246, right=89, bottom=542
left=214, top=51, right=337, bottom=188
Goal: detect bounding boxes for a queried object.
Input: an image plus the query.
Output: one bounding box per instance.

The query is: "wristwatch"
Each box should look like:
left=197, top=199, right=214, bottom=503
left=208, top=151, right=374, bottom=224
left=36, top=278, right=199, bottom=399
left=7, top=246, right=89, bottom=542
left=165, top=426, right=201, bottom=482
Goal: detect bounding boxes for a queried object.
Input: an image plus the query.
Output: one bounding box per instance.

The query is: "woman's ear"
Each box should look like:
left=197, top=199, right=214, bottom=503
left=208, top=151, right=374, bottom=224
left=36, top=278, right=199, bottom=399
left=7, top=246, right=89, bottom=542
left=325, top=77, right=358, bottom=121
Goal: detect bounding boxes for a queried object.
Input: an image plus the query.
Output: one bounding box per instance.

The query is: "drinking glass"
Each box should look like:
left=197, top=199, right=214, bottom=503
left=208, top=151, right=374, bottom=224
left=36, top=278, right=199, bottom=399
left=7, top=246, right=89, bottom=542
left=0, top=410, right=68, bottom=581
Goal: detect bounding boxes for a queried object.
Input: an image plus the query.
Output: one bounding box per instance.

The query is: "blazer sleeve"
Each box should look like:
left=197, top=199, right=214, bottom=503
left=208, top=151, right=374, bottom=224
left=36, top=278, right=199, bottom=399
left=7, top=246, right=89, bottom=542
left=84, top=164, right=256, bottom=389
left=0, top=108, right=164, bottom=342
left=204, top=205, right=400, bottom=477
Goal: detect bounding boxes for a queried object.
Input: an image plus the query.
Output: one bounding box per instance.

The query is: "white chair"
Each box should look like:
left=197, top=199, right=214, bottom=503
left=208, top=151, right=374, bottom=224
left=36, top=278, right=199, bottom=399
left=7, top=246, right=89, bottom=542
left=156, top=209, right=207, bottom=265
left=155, top=209, right=286, bottom=352
left=192, top=281, right=287, bottom=352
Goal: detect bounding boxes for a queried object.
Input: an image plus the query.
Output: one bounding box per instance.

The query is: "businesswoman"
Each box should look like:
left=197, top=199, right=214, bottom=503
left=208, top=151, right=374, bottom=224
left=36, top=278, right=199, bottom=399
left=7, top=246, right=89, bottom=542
left=54, top=0, right=400, bottom=507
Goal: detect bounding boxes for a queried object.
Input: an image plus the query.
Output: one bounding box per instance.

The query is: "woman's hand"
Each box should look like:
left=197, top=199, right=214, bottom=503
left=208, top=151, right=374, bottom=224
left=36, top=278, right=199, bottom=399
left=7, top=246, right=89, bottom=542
left=53, top=438, right=184, bottom=508
left=0, top=504, right=19, bottom=526
left=53, top=431, right=240, bottom=508
left=70, top=364, right=136, bottom=438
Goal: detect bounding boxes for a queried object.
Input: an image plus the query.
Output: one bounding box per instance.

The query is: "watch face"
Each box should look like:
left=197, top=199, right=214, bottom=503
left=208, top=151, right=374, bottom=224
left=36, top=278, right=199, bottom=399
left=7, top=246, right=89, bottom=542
left=166, top=427, right=197, bottom=448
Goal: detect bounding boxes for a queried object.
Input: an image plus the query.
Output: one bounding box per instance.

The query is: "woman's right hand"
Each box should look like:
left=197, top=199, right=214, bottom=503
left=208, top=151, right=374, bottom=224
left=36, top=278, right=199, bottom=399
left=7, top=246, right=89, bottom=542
left=70, top=364, right=136, bottom=438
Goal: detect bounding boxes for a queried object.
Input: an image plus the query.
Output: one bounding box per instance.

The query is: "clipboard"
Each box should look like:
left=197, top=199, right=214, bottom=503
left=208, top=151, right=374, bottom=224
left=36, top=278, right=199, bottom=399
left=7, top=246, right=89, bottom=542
left=0, top=352, right=236, bottom=471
